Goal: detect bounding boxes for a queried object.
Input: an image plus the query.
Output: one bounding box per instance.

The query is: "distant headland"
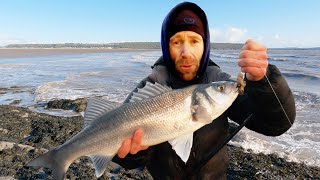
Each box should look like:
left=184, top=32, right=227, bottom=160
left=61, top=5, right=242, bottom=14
left=3, top=42, right=243, bottom=50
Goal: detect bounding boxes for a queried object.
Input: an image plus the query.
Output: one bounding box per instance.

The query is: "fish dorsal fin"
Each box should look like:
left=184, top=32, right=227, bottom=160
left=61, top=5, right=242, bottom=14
left=88, top=155, right=113, bottom=178
left=129, top=82, right=172, bottom=103
left=84, top=97, right=120, bottom=128
left=168, top=133, right=194, bottom=163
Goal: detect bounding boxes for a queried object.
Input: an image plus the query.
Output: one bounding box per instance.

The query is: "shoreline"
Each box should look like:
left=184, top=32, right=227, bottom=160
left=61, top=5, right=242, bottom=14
left=0, top=104, right=319, bottom=179
left=0, top=48, right=158, bottom=59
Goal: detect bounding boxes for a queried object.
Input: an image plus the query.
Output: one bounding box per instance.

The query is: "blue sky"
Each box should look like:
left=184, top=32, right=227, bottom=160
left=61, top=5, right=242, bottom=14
left=1, top=0, right=319, bottom=48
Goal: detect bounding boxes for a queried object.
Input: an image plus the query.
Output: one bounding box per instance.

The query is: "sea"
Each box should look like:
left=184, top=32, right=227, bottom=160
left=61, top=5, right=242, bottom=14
left=0, top=48, right=319, bottom=167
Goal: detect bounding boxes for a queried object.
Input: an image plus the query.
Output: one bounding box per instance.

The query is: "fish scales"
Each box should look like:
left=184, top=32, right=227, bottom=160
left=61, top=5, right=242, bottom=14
left=130, top=86, right=196, bottom=140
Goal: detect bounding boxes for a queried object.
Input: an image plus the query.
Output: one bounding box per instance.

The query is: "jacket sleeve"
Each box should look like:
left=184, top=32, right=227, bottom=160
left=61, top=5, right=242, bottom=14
left=227, top=64, right=296, bottom=136
left=112, top=77, right=155, bottom=169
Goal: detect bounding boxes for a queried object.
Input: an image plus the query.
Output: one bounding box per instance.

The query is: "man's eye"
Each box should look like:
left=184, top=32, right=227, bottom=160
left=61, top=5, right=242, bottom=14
left=171, top=41, right=182, bottom=46
left=192, top=40, right=199, bottom=44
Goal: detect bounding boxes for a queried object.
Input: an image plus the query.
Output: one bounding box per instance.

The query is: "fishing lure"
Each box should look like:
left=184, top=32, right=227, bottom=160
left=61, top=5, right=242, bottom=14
left=236, top=72, right=246, bottom=95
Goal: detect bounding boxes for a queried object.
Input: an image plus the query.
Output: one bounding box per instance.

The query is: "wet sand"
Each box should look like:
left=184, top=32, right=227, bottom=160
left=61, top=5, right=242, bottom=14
left=0, top=48, right=152, bottom=59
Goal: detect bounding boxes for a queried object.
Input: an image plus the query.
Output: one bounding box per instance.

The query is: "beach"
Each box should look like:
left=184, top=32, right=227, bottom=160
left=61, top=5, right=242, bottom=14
left=0, top=48, right=151, bottom=59
left=0, top=104, right=319, bottom=179
left=0, top=48, right=319, bottom=179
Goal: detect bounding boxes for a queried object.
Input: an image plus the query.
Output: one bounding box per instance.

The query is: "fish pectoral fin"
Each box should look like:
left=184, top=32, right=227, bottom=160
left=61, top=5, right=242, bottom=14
left=84, top=97, right=120, bottom=128
left=192, top=104, right=211, bottom=122
left=88, top=154, right=113, bottom=178
left=168, top=133, right=193, bottom=163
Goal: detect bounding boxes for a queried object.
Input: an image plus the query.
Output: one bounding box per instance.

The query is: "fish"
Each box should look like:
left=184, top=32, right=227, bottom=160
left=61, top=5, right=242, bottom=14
left=26, top=80, right=240, bottom=179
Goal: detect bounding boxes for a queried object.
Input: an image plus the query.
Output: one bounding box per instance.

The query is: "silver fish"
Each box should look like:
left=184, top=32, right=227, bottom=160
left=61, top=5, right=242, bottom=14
left=27, top=81, right=239, bottom=179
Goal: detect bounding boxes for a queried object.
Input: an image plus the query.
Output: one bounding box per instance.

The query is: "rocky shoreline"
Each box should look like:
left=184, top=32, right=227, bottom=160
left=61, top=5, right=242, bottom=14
left=0, top=104, right=319, bottom=179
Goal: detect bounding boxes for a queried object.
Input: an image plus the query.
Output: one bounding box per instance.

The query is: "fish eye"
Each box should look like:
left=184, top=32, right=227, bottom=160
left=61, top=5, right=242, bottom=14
left=218, top=85, right=224, bottom=92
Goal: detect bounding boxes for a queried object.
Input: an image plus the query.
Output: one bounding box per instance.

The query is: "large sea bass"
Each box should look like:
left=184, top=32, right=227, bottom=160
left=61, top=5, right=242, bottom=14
left=27, top=81, right=240, bottom=179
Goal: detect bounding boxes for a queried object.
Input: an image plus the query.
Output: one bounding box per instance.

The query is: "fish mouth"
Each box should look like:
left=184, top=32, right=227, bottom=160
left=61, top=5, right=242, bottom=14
left=236, top=72, right=246, bottom=95
left=236, top=81, right=246, bottom=95
left=224, top=81, right=239, bottom=93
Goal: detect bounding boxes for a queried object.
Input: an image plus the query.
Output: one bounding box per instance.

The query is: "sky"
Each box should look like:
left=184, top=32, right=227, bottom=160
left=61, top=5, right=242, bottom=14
left=1, top=0, right=320, bottom=48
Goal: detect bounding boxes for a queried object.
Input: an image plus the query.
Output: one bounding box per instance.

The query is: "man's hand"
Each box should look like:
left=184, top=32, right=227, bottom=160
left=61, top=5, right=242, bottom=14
left=117, top=129, right=149, bottom=158
left=238, top=39, right=268, bottom=81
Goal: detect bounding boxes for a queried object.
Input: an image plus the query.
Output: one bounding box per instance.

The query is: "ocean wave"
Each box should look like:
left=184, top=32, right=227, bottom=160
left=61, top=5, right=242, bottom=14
left=211, top=53, right=238, bottom=59
left=283, top=72, right=320, bottom=81
left=130, top=51, right=160, bottom=66
left=34, top=71, right=138, bottom=103
left=268, top=57, right=290, bottom=61
left=229, top=127, right=320, bottom=167
left=0, top=64, right=23, bottom=68
left=267, top=52, right=311, bottom=61
left=293, top=91, right=320, bottom=114
left=293, top=91, right=320, bottom=103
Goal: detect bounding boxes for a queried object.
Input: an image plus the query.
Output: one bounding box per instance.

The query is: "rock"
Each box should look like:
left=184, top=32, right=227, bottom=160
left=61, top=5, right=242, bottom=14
left=21, top=113, right=29, bottom=118
left=0, top=177, right=15, bottom=180
left=0, top=105, right=152, bottom=179
left=45, top=98, right=88, bottom=112
left=226, top=145, right=320, bottom=179
left=0, top=141, right=47, bottom=152
left=10, top=100, right=21, bottom=105
left=0, top=104, right=319, bottom=179
left=0, top=128, right=9, bottom=134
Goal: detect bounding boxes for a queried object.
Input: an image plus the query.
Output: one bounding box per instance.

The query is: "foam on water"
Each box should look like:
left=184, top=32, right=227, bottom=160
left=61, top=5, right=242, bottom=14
left=34, top=72, right=133, bottom=103
left=212, top=49, right=320, bottom=167
left=229, top=128, right=320, bottom=166
left=1, top=51, right=160, bottom=105
left=229, top=125, right=320, bottom=167
left=29, top=106, right=80, bottom=117
left=229, top=90, right=320, bottom=167
left=130, top=51, right=160, bottom=66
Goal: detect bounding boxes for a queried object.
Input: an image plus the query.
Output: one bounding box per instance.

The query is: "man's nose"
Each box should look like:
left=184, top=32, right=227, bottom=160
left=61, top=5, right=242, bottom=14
left=181, top=43, right=192, bottom=59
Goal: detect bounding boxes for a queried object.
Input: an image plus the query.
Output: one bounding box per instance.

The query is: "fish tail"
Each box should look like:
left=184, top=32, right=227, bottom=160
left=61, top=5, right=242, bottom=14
left=26, top=149, right=71, bottom=180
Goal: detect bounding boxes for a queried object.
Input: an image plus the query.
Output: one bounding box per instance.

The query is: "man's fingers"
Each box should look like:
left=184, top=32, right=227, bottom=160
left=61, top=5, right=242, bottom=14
left=244, top=39, right=254, bottom=44
left=240, top=66, right=267, bottom=81
left=118, top=129, right=149, bottom=158
left=130, top=129, right=144, bottom=154
left=239, top=50, right=268, bottom=60
left=239, top=39, right=268, bottom=81
left=140, top=145, right=149, bottom=150
left=118, top=139, right=131, bottom=158
left=240, top=66, right=267, bottom=75
left=237, top=58, right=268, bottom=69
left=242, top=39, right=267, bottom=51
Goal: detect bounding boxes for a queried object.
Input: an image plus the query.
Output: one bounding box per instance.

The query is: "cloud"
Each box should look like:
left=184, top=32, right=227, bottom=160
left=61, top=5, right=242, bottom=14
left=257, top=34, right=306, bottom=48
left=210, top=27, right=248, bottom=43
left=209, top=27, right=315, bottom=48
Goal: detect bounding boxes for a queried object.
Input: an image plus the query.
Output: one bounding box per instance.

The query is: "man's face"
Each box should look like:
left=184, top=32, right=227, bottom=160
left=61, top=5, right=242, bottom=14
left=169, top=31, right=204, bottom=81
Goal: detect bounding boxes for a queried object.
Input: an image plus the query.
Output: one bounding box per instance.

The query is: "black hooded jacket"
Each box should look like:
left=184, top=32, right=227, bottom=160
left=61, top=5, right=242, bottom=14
left=113, top=2, right=296, bottom=180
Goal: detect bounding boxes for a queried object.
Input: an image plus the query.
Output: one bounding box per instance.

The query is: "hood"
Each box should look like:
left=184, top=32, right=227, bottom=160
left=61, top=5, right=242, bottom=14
left=161, top=2, right=211, bottom=79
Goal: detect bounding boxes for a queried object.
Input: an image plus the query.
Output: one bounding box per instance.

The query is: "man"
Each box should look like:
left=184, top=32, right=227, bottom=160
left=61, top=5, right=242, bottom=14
left=113, top=2, right=296, bottom=179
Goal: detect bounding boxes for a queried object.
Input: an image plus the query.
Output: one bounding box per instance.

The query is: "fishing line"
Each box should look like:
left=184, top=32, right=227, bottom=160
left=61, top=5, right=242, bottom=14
left=189, top=67, right=293, bottom=175
left=259, top=67, right=292, bottom=126
left=187, top=114, right=253, bottom=177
